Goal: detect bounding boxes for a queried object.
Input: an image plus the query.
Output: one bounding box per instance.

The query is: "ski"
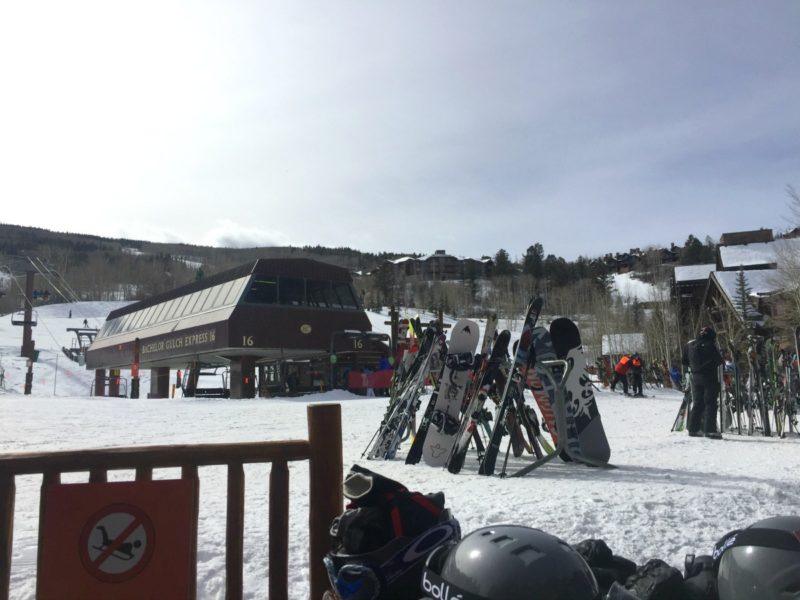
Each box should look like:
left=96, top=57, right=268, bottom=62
left=364, top=325, right=444, bottom=459
left=671, top=372, right=692, bottom=432
left=445, top=329, right=509, bottom=473
left=479, top=297, right=543, bottom=476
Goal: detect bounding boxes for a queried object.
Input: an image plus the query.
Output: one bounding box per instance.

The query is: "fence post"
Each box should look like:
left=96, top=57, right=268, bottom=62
left=307, top=404, right=342, bottom=600
left=268, top=461, right=289, bottom=600
left=0, top=474, right=14, bottom=600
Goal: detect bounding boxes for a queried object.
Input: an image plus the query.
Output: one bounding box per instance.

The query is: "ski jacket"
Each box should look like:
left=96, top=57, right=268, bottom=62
left=614, top=356, right=632, bottom=375
left=630, top=358, right=643, bottom=373
left=682, top=338, right=722, bottom=379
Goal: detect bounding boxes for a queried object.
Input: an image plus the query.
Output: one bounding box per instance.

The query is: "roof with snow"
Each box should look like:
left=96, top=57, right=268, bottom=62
left=602, top=333, right=646, bottom=355
left=719, top=238, right=800, bottom=270
left=674, top=264, right=715, bottom=284
left=712, top=269, right=783, bottom=300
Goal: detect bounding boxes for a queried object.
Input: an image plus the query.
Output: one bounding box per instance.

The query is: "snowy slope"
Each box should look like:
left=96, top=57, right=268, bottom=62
left=1, top=304, right=799, bottom=599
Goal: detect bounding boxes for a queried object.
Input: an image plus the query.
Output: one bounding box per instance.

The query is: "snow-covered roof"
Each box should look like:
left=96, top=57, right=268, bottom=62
left=719, top=238, right=800, bottom=270
left=602, top=333, right=646, bottom=355
left=389, top=256, right=416, bottom=264
left=674, top=264, right=715, bottom=284
left=419, top=252, right=458, bottom=261
left=712, top=269, right=783, bottom=300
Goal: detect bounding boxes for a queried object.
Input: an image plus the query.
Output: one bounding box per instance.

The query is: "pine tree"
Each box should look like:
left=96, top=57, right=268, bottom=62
left=493, top=249, right=514, bottom=276
left=522, top=243, right=544, bottom=278
left=734, top=267, right=753, bottom=321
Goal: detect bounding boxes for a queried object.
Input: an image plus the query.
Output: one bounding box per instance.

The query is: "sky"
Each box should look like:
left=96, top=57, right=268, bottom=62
left=1, top=1, right=799, bottom=261
left=3, top=303, right=800, bottom=599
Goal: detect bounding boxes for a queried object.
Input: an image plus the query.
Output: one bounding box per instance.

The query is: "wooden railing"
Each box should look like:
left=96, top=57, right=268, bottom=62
left=0, top=403, right=342, bottom=600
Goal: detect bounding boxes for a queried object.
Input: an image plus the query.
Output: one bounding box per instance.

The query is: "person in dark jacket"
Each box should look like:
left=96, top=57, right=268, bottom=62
left=630, top=353, right=644, bottom=397
left=682, top=326, right=724, bottom=439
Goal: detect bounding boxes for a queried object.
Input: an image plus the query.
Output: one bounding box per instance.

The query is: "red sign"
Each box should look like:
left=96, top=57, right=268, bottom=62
left=38, top=479, right=197, bottom=600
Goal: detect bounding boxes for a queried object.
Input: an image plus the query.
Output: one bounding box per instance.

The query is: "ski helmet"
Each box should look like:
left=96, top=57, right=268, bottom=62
left=699, top=326, right=716, bottom=339
left=420, top=524, right=600, bottom=600
left=716, top=515, right=800, bottom=600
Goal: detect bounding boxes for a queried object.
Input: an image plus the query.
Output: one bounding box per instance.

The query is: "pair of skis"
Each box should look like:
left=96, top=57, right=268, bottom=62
left=671, top=372, right=692, bottom=432
left=363, top=324, right=446, bottom=460
left=479, top=298, right=544, bottom=475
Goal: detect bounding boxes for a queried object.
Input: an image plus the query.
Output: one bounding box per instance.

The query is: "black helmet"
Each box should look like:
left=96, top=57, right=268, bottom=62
left=699, top=326, right=716, bottom=339
left=325, top=465, right=460, bottom=599
left=421, top=524, right=600, bottom=599
left=716, top=515, right=800, bottom=600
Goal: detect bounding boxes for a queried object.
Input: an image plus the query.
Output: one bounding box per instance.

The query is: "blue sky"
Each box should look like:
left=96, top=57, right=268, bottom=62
left=1, top=1, right=798, bottom=261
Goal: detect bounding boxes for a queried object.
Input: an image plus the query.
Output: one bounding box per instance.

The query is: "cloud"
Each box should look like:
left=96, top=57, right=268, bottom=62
left=200, top=219, right=290, bottom=249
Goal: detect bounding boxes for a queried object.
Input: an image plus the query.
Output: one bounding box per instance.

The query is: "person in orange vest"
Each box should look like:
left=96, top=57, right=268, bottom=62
left=630, top=353, right=644, bottom=397
left=610, top=354, right=632, bottom=395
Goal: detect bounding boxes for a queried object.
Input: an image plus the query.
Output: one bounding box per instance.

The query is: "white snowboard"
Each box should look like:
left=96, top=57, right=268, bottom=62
left=423, top=319, right=480, bottom=466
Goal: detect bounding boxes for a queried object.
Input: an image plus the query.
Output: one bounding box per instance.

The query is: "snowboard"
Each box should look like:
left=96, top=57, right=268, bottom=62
left=422, top=319, right=480, bottom=466
left=406, top=314, right=497, bottom=465
left=530, top=325, right=580, bottom=460
left=549, top=317, right=611, bottom=464
left=527, top=327, right=560, bottom=446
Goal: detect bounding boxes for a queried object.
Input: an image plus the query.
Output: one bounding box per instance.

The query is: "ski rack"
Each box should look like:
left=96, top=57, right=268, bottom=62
left=506, top=359, right=615, bottom=477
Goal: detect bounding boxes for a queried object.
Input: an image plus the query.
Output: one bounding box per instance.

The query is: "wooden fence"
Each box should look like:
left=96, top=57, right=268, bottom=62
left=0, top=402, right=342, bottom=600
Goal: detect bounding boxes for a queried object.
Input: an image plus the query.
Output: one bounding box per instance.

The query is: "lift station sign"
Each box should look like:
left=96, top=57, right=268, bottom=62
left=38, top=479, right=197, bottom=600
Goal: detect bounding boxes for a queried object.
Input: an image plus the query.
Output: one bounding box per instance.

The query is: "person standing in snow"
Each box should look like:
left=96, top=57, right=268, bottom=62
left=682, top=326, right=724, bottom=439
left=610, top=354, right=632, bottom=395
left=630, top=353, right=644, bottom=397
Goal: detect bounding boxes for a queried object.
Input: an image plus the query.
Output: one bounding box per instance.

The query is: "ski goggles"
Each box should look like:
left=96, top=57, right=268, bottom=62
left=324, top=519, right=460, bottom=600
left=712, top=527, right=800, bottom=572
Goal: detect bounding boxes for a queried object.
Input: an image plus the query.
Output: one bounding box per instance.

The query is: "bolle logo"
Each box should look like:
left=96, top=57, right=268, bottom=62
left=421, top=572, right=464, bottom=600
left=713, top=533, right=738, bottom=560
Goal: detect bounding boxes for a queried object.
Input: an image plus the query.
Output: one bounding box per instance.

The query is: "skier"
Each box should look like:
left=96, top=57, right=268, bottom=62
left=670, top=364, right=682, bottom=389
left=610, top=354, right=632, bottom=395
left=630, top=353, right=644, bottom=397
left=682, top=326, right=724, bottom=439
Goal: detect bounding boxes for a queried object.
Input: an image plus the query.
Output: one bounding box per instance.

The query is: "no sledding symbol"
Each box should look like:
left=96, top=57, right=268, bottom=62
left=78, top=503, right=156, bottom=583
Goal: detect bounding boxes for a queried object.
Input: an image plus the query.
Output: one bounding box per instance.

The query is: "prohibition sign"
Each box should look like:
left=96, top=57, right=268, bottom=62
left=78, top=503, right=156, bottom=583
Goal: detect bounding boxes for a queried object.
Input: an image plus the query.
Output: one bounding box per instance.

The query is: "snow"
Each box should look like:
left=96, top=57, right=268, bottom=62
left=612, top=272, right=661, bottom=302
left=2, top=303, right=799, bottom=599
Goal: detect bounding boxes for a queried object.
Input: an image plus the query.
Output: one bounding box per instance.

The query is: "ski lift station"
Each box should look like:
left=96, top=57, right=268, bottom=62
left=85, top=258, right=389, bottom=399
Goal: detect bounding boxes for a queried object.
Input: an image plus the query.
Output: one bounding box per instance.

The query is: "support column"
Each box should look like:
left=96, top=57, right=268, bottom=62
left=94, top=369, right=106, bottom=397
left=229, top=356, right=256, bottom=399
left=20, top=271, right=35, bottom=359
left=148, top=367, right=171, bottom=398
